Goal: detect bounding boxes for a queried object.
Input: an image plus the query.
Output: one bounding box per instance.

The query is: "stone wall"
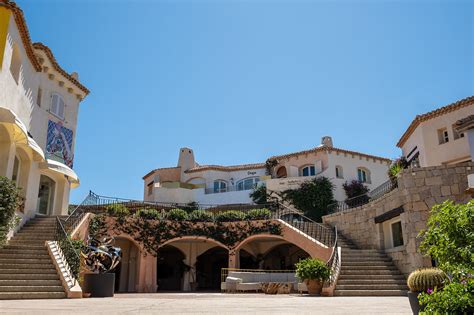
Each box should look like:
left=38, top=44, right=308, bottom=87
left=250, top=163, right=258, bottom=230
left=322, top=162, right=473, bottom=275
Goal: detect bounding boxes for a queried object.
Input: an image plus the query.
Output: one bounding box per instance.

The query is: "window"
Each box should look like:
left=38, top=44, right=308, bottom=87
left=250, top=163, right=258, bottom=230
left=36, top=87, right=42, bottom=107
left=300, top=165, right=316, bottom=177
left=9, top=44, right=21, bottom=84
left=357, top=168, right=370, bottom=183
left=12, top=156, right=20, bottom=185
left=391, top=221, right=404, bottom=247
left=147, top=181, right=154, bottom=196
left=335, top=165, right=343, bottom=178
left=437, top=128, right=449, bottom=144
left=213, top=180, right=227, bottom=193
left=452, top=124, right=464, bottom=140
left=50, top=93, right=65, bottom=119
left=236, top=177, right=260, bottom=191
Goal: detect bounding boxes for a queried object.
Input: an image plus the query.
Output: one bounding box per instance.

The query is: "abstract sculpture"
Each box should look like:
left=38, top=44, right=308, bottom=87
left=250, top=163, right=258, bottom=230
left=81, top=236, right=122, bottom=273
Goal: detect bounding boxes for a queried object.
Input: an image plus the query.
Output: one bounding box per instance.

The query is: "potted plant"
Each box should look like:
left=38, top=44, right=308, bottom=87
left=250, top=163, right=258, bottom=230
left=407, top=268, right=448, bottom=314
left=295, top=258, right=331, bottom=295
left=81, top=236, right=122, bottom=297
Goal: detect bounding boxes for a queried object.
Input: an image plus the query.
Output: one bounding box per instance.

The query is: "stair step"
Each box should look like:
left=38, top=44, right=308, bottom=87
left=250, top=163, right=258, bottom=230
left=0, top=253, right=50, bottom=259
left=338, top=274, right=406, bottom=280
left=0, top=280, right=62, bottom=286
left=340, top=269, right=402, bottom=275
left=0, top=269, right=57, bottom=275
left=0, top=273, right=59, bottom=280
left=336, top=284, right=408, bottom=290
left=8, top=240, right=47, bottom=245
left=342, top=258, right=393, bottom=263
left=338, top=279, right=407, bottom=285
left=0, top=263, right=54, bottom=270
left=334, top=289, right=407, bottom=296
left=0, top=258, right=52, bottom=264
left=0, top=286, right=64, bottom=292
left=1, top=245, right=45, bottom=250
left=341, top=266, right=398, bottom=270
left=0, top=249, right=48, bottom=255
left=0, top=292, right=66, bottom=299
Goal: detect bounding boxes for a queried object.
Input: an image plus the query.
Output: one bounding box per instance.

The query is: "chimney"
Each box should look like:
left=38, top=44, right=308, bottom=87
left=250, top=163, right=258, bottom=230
left=177, top=147, right=196, bottom=171
left=71, top=72, right=79, bottom=80
left=321, top=136, right=333, bottom=148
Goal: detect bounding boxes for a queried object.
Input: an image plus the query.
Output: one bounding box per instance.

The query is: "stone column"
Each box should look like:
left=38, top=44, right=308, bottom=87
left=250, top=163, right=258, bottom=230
left=228, top=249, right=239, bottom=269
left=137, top=253, right=157, bottom=293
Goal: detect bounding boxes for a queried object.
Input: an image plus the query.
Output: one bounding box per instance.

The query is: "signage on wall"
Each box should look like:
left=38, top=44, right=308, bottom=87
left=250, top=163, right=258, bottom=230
left=46, top=120, right=74, bottom=168
left=248, top=171, right=257, bottom=175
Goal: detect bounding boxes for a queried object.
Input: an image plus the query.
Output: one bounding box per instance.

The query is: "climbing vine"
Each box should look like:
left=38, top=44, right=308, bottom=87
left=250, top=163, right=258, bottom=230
left=90, top=213, right=282, bottom=255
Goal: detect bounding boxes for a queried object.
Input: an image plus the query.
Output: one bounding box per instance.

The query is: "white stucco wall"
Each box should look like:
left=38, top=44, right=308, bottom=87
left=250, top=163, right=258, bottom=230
left=400, top=104, right=474, bottom=167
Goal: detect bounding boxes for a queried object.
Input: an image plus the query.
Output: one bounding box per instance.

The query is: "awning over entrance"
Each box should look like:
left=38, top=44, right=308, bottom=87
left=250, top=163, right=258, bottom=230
left=41, top=159, right=80, bottom=188
left=0, top=107, right=45, bottom=161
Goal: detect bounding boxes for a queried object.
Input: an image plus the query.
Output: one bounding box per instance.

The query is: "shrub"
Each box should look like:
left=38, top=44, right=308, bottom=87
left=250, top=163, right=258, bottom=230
left=249, top=185, right=268, bottom=204
left=388, top=156, right=409, bottom=183
left=419, top=280, right=474, bottom=314
left=295, top=258, right=331, bottom=282
left=407, top=268, right=448, bottom=292
left=281, top=177, right=335, bottom=222
left=419, top=200, right=473, bottom=274
left=245, top=208, right=272, bottom=220
left=166, top=209, right=188, bottom=221
left=0, top=176, right=20, bottom=245
left=106, top=204, right=130, bottom=217
left=188, top=210, right=214, bottom=222
left=342, top=180, right=369, bottom=207
left=215, top=210, right=246, bottom=222
left=135, top=208, right=161, bottom=220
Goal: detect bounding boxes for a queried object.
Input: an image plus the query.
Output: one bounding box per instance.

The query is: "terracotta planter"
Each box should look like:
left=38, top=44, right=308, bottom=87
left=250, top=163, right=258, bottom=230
left=305, top=279, right=323, bottom=295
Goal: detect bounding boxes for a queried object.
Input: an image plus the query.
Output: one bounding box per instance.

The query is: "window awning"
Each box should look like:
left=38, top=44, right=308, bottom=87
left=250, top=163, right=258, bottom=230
left=0, top=107, right=45, bottom=161
left=41, top=159, right=80, bottom=188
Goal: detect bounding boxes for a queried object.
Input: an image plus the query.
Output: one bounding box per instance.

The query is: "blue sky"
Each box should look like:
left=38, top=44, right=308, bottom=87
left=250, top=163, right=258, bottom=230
left=17, top=0, right=473, bottom=203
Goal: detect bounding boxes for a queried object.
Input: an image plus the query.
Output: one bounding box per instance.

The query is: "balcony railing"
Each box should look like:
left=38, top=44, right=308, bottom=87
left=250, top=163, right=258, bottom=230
left=327, top=179, right=398, bottom=214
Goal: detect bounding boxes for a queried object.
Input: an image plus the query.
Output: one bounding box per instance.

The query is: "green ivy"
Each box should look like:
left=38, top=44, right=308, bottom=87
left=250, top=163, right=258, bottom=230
left=90, top=214, right=282, bottom=255
left=0, top=177, right=20, bottom=246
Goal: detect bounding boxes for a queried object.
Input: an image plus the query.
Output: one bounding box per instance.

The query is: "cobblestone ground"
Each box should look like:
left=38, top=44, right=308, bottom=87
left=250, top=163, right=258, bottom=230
left=0, top=293, right=411, bottom=315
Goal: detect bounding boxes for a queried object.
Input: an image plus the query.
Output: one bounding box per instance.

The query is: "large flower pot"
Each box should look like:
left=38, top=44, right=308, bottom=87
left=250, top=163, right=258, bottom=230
left=407, top=291, right=422, bottom=314
left=83, top=273, right=115, bottom=297
left=305, top=279, right=323, bottom=295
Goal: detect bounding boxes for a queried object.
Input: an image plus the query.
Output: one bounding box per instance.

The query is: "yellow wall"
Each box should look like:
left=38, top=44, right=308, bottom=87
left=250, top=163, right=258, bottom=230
left=0, top=7, right=11, bottom=70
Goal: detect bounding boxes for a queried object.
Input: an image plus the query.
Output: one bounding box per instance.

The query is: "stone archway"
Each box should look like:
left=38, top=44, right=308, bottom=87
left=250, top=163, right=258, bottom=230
left=195, top=247, right=228, bottom=290
left=114, top=237, right=141, bottom=292
left=156, top=245, right=186, bottom=291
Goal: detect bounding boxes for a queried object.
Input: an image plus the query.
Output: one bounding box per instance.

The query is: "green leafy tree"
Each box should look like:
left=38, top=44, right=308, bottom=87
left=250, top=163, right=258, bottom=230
left=282, top=177, right=335, bottom=222
left=0, top=176, right=20, bottom=245
left=249, top=185, right=268, bottom=204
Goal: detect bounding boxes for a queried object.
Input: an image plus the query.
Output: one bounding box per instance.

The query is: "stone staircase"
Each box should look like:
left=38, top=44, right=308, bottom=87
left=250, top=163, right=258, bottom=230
left=0, top=216, right=66, bottom=299
left=334, top=234, right=408, bottom=296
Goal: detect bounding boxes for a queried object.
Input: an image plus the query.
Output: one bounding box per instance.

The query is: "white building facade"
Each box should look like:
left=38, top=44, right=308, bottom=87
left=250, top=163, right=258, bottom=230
left=144, top=137, right=391, bottom=205
left=0, top=1, right=89, bottom=222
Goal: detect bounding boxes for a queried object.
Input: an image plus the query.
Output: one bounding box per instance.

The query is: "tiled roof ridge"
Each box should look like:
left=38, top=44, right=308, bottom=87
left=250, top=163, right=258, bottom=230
left=397, top=96, right=474, bottom=147
left=267, top=145, right=391, bottom=163
left=142, top=166, right=181, bottom=179
left=185, top=163, right=266, bottom=173
left=0, top=1, right=89, bottom=95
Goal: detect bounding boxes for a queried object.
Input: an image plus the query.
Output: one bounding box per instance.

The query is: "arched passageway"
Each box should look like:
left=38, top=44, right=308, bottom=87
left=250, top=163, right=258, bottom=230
left=195, top=247, right=228, bottom=290
left=238, top=237, right=310, bottom=270
left=156, top=245, right=186, bottom=291
left=114, top=238, right=140, bottom=292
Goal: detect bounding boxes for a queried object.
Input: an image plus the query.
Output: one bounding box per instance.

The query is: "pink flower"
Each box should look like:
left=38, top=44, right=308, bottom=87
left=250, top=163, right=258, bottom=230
left=427, top=288, right=433, bottom=294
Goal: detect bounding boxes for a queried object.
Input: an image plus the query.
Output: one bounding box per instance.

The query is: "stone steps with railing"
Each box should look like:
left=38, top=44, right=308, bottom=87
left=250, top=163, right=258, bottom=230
left=0, top=216, right=66, bottom=300
left=333, top=233, right=407, bottom=296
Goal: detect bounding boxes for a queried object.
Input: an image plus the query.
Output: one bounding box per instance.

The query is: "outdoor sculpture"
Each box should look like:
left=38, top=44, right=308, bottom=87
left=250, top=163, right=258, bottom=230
left=81, top=236, right=122, bottom=273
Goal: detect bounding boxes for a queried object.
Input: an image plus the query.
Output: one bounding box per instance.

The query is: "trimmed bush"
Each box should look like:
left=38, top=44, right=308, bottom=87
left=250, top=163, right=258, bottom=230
left=295, top=258, right=331, bottom=282
left=166, top=209, right=188, bottom=221
left=0, top=176, right=20, bottom=246
left=407, top=268, right=448, bottom=292
left=215, top=210, right=246, bottom=222
left=188, top=210, right=214, bottom=222
left=245, top=208, right=272, bottom=220
left=135, top=208, right=161, bottom=220
left=106, top=204, right=130, bottom=217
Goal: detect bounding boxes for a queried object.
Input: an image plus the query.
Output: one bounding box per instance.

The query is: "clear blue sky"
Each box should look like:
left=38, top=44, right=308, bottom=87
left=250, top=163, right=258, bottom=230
left=17, top=0, right=473, bottom=203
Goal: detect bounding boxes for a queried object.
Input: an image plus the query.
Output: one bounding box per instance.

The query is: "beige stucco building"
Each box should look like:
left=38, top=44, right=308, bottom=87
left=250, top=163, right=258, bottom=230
left=144, top=137, right=391, bottom=205
left=0, top=1, right=89, bottom=223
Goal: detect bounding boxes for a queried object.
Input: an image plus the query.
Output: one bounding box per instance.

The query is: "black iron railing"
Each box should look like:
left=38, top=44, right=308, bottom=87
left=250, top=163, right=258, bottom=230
left=327, top=179, right=398, bottom=214
left=324, top=227, right=340, bottom=287
left=54, top=217, right=80, bottom=288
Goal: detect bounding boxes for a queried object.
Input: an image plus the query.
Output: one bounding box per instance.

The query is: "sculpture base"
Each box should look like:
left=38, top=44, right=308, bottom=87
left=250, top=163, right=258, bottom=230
left=83, top=273, right=115, bottom=298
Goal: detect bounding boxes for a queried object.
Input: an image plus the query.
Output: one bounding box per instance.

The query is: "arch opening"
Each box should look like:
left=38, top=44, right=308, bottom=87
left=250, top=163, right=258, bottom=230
left=156, top=245, right=186, bottom=291
left=114, top=237, right=140, bottom=293
left=195, top=246, right=228, bottom=291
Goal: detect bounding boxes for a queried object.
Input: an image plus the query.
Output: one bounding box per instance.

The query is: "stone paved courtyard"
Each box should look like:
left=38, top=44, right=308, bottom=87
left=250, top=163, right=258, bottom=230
left=0, top=293, right=411, bottom=314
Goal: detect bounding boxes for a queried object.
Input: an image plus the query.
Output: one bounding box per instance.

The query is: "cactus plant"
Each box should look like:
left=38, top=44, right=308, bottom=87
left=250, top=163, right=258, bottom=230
left=407, top=268, right=448, bottom=292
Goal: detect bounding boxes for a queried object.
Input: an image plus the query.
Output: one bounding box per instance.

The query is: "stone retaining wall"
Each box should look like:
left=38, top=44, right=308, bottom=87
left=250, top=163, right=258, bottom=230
left=323, top=162, right=473, bottom=275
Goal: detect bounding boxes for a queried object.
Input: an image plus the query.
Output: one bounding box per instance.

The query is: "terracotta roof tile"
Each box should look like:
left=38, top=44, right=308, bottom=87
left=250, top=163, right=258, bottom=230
left=185, top=163, right=266, bottom=173
left=142, top=166, right=181, bottom=179
left=396, top=96, right=474, bottom=148
left=0, top=1, right=89, bottom=95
